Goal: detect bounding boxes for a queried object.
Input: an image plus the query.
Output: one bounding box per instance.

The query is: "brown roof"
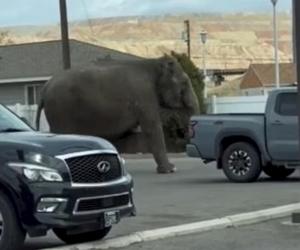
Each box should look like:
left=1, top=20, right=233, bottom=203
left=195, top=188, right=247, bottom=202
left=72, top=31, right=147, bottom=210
left=240, top=63, right=296, bottom=89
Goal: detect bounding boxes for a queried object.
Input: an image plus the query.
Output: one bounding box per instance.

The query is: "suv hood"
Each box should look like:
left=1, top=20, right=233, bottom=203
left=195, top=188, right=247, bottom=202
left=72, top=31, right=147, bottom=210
left=0, top=131, right=117, bottom=156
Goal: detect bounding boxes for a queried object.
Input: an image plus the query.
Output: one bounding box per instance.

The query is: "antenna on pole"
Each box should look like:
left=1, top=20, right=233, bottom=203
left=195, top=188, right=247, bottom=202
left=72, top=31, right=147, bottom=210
left=59, top=0, right=71, bottom=69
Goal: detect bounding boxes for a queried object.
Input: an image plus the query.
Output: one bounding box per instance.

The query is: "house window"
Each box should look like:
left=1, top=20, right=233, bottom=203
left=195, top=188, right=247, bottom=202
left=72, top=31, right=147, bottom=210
left=25, top=84, right=43, bottom=105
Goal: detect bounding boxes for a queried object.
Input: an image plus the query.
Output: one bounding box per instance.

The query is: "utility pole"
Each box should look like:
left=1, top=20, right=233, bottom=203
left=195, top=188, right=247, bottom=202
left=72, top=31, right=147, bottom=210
left=59, top=0, right=71, bottom=69
left=200, top=31, right=208, bottom=78
left=184, top=20, right=191, bottom=59
left=291, top=0, right=300, bottom=224
left=200, top=31, right=208, bottom=98
left=271, top=0, right=280, bottom=88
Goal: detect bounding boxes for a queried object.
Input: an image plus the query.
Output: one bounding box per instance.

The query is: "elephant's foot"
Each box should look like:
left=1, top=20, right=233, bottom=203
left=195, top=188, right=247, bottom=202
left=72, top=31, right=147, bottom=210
left=156, top=164, right=177, bottom=174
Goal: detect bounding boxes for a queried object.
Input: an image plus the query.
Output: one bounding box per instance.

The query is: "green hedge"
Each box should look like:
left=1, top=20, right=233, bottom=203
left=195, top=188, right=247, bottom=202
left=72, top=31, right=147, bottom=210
left=171, top=51, right=206, bottom=114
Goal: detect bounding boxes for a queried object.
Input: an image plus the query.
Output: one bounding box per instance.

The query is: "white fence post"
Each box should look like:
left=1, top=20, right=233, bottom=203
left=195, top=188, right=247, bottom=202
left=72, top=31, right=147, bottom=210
left=212, top=95, right=217, bottom=114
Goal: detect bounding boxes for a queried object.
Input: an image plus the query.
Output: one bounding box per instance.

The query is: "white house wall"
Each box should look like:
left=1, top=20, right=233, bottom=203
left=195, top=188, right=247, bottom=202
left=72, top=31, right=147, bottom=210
left=0, top=83, right=26, bottom=105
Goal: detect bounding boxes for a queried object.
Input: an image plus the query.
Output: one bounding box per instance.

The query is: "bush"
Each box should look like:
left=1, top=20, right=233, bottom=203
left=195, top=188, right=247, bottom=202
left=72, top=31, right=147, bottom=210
left=171, top=51, right=206, bottom=114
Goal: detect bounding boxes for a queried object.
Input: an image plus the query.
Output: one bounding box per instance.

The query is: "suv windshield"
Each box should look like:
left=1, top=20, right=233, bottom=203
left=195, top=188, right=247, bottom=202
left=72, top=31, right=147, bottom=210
left=0, top=105, right=32, bottom=133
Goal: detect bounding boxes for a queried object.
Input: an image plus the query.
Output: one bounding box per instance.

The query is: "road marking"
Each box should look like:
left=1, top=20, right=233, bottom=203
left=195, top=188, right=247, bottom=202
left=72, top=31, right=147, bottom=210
left=42, top=202, right=300, bottom=250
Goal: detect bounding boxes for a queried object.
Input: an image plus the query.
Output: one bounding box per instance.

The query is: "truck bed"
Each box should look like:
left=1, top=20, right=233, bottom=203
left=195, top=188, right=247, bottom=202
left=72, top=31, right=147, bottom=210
left=190, top=113, right=265, bottom=161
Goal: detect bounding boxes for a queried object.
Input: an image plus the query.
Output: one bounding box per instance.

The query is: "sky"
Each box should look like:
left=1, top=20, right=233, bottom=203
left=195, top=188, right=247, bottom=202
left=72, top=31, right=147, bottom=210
left=0, top=0, right=292, bottom=27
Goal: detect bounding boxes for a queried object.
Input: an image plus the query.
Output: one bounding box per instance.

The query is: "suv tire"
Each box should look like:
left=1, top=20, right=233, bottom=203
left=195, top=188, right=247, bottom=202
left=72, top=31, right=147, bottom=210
left=0, top=191, right=25, bottom=250
left=54, top=226, right=111, bottom=244
left=222, top=142, right=262, bottom=183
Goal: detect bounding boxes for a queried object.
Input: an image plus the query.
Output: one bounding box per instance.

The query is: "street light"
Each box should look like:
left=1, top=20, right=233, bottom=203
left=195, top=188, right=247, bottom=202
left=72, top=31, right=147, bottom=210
left=271, top=0, right=280, bottom=88
left=200, top=31, right=208, bottom=98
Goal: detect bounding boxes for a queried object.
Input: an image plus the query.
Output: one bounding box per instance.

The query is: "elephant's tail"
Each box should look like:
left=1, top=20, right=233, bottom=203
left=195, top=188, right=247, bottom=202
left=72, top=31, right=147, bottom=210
left=35, top=98, right=44, bottom=131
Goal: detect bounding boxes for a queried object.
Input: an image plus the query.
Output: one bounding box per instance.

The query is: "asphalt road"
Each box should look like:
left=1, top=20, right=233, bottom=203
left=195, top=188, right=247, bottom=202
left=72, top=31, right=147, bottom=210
left=118, top=218, right=300, bottom=250
left=24, top=157, right=300, bottom=250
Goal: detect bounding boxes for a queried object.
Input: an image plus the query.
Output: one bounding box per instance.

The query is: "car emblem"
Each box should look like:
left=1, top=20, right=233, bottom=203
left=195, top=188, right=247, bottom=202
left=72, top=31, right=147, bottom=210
left=97, top=161, right=111, bottom=174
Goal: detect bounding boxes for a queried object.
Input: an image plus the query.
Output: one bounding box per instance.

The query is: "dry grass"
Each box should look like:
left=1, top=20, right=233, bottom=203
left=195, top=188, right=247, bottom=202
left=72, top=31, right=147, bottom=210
left=0, top=13, right=292, bottom=69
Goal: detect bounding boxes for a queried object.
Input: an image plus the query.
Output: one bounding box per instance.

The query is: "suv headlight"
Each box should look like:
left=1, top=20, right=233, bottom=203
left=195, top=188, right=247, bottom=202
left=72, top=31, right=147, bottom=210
left=9, top=163, right=63, bottom=182
left=8, top=152, right=63, bottom=182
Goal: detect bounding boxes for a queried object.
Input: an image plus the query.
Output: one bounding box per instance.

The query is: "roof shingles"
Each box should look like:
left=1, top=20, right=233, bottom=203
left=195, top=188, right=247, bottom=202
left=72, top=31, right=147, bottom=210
left=0, top=39, right=141, bottom=80
left=241, top=63, right=296, bottom=89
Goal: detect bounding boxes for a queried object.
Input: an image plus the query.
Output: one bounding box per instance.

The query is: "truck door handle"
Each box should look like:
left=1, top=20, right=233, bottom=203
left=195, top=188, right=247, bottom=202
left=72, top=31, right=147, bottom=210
left=214, top=121, right=223, bottom=125
left=272, top=120, right=283, bottom=126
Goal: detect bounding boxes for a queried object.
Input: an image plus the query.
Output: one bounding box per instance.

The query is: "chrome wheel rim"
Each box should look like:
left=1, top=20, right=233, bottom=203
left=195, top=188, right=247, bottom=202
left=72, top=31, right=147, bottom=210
left=228, top=150, right=252, bottom=176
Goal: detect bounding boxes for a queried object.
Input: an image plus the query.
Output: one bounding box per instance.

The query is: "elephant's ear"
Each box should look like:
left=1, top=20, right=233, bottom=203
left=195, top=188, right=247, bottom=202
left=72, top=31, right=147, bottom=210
left=157, top=56, right=182, bottom=108
left=182, top=79, right=200, bottom=114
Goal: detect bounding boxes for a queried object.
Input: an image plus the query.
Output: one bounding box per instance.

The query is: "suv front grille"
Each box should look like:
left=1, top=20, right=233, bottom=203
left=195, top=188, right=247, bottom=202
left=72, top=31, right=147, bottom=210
left=75, top=194, right=130, bottom=213
left=65, top=154, right=122, bottom=183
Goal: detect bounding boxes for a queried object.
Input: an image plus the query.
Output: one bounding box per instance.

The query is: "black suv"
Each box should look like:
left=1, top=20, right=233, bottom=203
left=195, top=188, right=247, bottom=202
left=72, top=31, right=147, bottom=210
left=0, top=104, right=135, bottom=250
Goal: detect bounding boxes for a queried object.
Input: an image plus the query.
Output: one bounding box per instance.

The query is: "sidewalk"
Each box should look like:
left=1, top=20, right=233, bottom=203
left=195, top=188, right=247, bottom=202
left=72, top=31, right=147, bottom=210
left=117, top=218, right=300, bottom=250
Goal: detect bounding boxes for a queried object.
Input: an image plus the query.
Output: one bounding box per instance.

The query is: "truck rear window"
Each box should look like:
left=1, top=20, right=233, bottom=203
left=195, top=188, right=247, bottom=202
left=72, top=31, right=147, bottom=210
left=275, top=93, right=297, bottom=116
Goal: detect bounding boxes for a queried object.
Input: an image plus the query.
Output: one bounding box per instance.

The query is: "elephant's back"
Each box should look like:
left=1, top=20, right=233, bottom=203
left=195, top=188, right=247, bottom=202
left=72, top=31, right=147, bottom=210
left=43, top=68, right=139, bottom=138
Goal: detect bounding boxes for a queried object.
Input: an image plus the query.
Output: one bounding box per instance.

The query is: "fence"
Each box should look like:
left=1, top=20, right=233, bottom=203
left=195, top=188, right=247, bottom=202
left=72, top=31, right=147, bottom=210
left=7, top=104, right=49, bottom=131
left=206, top=95, right=268, bottom=114
left=6, top=95, right=268, bottom=132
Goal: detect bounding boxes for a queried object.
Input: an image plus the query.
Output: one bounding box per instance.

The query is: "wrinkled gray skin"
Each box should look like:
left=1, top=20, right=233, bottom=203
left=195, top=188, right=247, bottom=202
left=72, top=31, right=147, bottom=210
left=36, top=55, right=199, bottom=173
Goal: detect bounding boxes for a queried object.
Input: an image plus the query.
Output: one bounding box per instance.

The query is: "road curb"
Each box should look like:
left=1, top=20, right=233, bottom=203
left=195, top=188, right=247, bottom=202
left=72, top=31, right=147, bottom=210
left=42, top=203, right=300, bottom=250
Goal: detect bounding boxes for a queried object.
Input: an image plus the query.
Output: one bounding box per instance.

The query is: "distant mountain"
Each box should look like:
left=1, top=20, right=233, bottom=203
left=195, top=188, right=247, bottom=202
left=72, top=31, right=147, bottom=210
left=0, top=13, right=293, bottom=70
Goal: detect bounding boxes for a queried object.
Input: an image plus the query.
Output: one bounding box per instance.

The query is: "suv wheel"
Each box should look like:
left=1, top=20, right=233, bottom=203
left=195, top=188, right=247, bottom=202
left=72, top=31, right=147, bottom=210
left=222, top=142, right=262, bottom=183
left=0, top=191, right=25, bottom=250
left=54, top=226, right=111, bottom=244
left=263, top=165, right=295, bottom=180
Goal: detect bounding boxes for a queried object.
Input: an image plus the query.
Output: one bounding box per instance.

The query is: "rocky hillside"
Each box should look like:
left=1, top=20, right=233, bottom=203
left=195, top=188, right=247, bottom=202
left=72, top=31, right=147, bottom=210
left=0, top=13, right=293, bottom=70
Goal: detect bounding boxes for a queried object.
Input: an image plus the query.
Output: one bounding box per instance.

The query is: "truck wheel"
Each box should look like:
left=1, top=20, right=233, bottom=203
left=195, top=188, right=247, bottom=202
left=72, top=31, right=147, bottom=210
left=222, top=142, right=262, bottom=183
left=54, top=226, right=111, bottom=244
left=263, top=165, right=295, bottom=180
left=0, top=191, right=25, bottom=250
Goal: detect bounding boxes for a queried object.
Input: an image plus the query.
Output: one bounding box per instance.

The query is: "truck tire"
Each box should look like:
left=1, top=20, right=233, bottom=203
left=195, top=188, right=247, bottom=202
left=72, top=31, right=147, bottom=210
left=263, top=165, right=295, bottom=180
left=222, top=142, right=262, bottom=183
left=0, top=191, right=25, bottom=250
left=54, top=226, right=111, bottom=244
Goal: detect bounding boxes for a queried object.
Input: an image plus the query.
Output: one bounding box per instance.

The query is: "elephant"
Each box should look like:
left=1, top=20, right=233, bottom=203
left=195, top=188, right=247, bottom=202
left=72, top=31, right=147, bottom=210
left=36, top=55, right=199, bottom=174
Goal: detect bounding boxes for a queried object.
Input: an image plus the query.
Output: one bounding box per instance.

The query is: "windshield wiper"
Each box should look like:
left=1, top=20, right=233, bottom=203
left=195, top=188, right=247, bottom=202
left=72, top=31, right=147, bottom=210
left=0, top=128, right=28, bottom=133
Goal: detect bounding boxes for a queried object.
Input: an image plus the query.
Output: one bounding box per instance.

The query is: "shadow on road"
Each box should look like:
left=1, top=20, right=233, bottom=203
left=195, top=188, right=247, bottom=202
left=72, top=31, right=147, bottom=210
left=167, top=176, right=300, bottom=186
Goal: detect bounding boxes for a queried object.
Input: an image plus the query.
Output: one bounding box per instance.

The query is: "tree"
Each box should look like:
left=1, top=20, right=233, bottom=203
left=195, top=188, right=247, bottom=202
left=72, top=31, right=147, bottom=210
left=171, top=51, right=206, bottom=114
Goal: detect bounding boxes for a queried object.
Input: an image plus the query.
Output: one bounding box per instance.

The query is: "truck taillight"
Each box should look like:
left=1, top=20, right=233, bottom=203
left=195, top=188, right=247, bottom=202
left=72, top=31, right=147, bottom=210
left=188, top=121, right=198, bottom=138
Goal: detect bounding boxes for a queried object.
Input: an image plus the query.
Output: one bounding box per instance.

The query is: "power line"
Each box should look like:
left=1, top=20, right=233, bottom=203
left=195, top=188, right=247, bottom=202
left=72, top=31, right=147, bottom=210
left=80, top=0, right=95, bottom=35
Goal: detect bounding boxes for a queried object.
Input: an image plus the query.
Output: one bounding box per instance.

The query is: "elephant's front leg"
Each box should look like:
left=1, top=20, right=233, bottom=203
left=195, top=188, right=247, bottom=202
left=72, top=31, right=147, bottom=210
left=140, top=116, right=176, bottom=174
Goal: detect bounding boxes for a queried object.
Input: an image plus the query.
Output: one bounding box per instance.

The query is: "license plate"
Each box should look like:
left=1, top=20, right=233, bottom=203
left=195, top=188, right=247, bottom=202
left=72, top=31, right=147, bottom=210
left=104, top=211, right=120, bottom=227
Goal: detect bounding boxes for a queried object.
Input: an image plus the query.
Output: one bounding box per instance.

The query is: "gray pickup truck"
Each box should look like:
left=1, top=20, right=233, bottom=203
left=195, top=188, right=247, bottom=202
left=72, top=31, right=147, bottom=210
left=187, top=88, right=300, bottom=183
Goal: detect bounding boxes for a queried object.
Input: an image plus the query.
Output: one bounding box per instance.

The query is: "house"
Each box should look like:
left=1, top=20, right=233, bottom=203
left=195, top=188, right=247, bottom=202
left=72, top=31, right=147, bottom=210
left=0, top=39, right=142, bottom=105
left=240, top=63, right=296, bottom=96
